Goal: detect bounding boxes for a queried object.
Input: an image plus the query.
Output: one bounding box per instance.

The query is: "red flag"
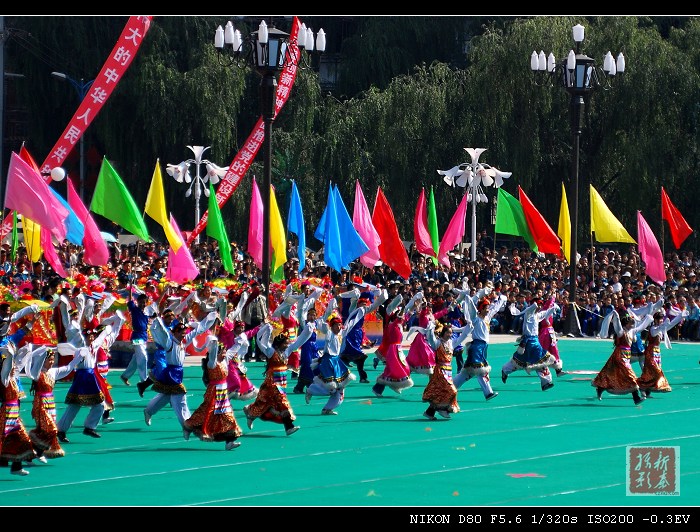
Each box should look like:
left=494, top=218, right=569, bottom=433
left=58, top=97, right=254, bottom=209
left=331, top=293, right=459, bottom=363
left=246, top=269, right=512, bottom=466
left=518, top=186, right=561, bottom=256
left=661, top=187, right=693, bottom=249
left=372, top=188, right=412, bottom=280
left=413, top=188, right=436, bottom=258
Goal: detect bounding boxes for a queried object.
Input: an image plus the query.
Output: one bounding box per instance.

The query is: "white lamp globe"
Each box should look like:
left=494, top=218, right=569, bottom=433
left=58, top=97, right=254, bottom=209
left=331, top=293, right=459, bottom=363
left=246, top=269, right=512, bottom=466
left=50, top=167, right=66, bottom=182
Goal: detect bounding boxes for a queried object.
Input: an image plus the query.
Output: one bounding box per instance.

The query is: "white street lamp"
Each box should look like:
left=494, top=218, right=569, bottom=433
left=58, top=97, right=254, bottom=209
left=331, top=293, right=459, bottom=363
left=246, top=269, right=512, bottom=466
left=166, top=145, right=229, bottom=245
left=531, top=23, right=625, bottom=336
left=438, top=148, right=511, bottom=262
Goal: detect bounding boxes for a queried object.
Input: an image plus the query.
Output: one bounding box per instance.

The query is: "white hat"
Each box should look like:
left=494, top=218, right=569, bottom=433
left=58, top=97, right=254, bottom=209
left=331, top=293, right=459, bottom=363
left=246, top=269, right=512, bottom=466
left=622, top=271, right=631, bottom=277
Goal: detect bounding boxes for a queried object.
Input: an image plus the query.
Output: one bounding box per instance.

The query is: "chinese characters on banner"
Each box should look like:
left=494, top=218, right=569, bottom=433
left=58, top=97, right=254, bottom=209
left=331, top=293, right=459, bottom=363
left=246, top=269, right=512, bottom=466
left=0, top=16, right=153, bottom=238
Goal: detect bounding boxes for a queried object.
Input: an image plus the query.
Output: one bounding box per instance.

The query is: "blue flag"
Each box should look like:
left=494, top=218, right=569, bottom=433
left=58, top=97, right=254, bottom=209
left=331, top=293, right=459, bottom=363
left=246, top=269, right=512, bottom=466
left=314, top=183, right=369, bottom=273
left=287, top=180, right=306, bottom=274
left=49, top=188, right=85, bottom=246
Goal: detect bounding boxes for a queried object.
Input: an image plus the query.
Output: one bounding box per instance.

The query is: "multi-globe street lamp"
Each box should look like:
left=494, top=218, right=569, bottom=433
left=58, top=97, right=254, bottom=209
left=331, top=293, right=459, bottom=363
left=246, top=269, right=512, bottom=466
left=213, top=18, right=325, bottom=297
left=531, top=23, right=625, bottom=335
left=166, top=145, right=228, bottom=245
left=438, top=148, right=511, bottom=262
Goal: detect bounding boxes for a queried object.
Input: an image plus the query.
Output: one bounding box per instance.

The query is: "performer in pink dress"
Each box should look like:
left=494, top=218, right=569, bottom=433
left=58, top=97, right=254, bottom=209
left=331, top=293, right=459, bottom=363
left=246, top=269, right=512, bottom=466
left=371, top=306, right=414, bottom=397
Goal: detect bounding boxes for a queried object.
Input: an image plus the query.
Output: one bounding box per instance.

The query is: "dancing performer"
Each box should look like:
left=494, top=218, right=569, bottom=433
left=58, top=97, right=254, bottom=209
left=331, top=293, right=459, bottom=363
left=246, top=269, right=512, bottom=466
left=453, top=293, right=506, bottom=400
left=242, top=323, right=303, bottom=435
left=371, top=305, right=414, bottom=398
left=538, top=295, right=564, bottom=377
left=637, top=307, right=686, bottom=398
left=592, top=309, right=653, bottom=405
left=184, top=334, right=243, bottom=450
left=501, top=293, right=558, bottom=391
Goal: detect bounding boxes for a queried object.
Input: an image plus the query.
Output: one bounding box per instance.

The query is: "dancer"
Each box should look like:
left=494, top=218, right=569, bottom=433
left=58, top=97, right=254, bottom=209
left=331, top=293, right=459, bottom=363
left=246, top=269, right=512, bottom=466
left=339, top=287, right=387, bottom=383
left=413, top=319, right=470, bottom=420
left=243, top=323, right=302, bottom=435
left=143, top=311, right=217, bottom=432
left=1, top=346, right=36, bottom=475
left=453, top=293, right=507, bottom=400
left=538, top=295, right=564, bottom=377
left=592, top=309, right=653, bottom=405
left=304, top=307, right=356, bottom=415
left=637, top=308, right=686, bottom=398
left=628, top=295, right=663, bottom=372
left=183, top=333, right=243, bottom=450
left=28, top=346, right=82, bottom=461
left=56, top=317, right=122, bottom=442
left=291, top=306, right=325, bottom=395
left=371, top=305, right=414, bottom=398
left=219, top=319, right=259, bottom=401
left=120, top=291, right=153, bottom=387
left=405, top=291, right=449, bottom=376
left=372, top=281, right=404, bottom=370
left=501, top=293, right=558, bottom=391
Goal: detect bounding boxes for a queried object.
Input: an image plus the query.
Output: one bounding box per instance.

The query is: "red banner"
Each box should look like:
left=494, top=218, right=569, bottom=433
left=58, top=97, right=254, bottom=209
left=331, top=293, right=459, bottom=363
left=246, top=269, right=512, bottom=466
left=186, top=16, right=302, bottom=245
left=1, top=16, right=153, bottom=238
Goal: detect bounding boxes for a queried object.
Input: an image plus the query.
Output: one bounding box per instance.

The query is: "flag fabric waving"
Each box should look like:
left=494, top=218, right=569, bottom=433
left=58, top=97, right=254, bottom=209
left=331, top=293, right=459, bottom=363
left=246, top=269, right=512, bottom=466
left=314, top=183, right=369, bottom=273
left=372, top=187, right=412, bottom=280
left=66, top=177, right=110, bottom=267
left=427, top=187, right=440, bottom=265
left=91, top=158, right=150, bottom=242
left=145, top=160, right=182, bottom=252
left=437, top=192, right=468, bottom=267
left=166, top=215, right=199, bottom=284
left=590, top=185, right=636, bottom=244
left=413, top=188, right=437, bottom=261
left=352, top=179, right=381, bottom=268
left=269, top=185, right=288, bottom=283
left=637, top=211, right=665, bottom=285
left=22, top=217, right=43, bottom=263
left=40, top=224, right=67, bottom=278
left=518, top=186, right=561, bottom=256
left=494, top=188, right=537, bottom=252
left=247, top=177, right=264, bottom=270
left=4, top=152, right=69, bottom=242
left=287, top=180, right=307, bottom=273
left=48, top=188, right=84, bottom=246
left=206, top=183, right=235, bottom=275
left=557, top=183, right=572, bottom=264
left=661, top=187, right=693, bottom=249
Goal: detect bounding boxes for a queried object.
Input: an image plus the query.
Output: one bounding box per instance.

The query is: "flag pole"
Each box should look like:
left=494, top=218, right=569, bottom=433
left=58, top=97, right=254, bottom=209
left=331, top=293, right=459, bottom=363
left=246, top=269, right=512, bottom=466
left=660, top=186, right=665, bottom=258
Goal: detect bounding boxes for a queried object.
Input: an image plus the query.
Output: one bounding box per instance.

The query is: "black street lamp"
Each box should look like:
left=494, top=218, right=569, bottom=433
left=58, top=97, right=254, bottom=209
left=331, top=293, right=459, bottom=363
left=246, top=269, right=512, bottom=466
left=214, top=18, right=325, bottom=298
left=51, top=71, right=94, bottom=203
left=531, top=23, right=625, bottom=336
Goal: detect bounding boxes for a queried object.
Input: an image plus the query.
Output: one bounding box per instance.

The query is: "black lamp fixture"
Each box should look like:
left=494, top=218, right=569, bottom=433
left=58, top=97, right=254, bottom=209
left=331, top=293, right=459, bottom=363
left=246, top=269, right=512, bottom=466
left=531, top=23, right=625, bottom=336
left=214, top=18, right=325, bottom=297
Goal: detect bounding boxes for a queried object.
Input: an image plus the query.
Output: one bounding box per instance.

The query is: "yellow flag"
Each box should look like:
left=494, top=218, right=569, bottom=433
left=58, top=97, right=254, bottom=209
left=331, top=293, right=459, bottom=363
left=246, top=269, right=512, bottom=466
left=269, top=185, right=288, bottom=282
left=590, top=185, right=636, bottom=243
left=557, top=183, right=571, bottom=264
left=22, top=216, right=43, bottom=263
left=145, top=160, right=182, bottom=252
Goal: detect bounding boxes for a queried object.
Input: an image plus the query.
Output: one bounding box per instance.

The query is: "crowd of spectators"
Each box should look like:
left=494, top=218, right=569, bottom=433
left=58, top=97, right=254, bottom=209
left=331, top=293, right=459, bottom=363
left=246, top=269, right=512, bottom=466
left=1, top=227, right=698, bottom=342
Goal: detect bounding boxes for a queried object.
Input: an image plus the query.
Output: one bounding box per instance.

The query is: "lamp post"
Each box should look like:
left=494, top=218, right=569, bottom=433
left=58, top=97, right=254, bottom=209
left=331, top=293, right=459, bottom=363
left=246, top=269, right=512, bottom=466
left=214, top=18, right=326, bottom=297
left=438, top=148, right=511, bottom=262
left=166, top=145, right=229, bottom=245
left=51, top=71, right=94, bottom=202
left=531, top=23, right=625, bottom=336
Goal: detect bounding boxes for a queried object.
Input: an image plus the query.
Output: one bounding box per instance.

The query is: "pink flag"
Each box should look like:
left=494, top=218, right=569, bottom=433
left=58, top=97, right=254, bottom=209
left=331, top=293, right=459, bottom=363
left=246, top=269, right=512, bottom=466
left=5, top=152, right=68, bottom=242
left=247, top=177, right=264, bottom=270
left=40, top=227, right=67, bottom=278
left=437, top=193, right=468, bottom=267
left=66, top=178, right=110, bottom=266
left=353, top=180, right=381, bottom=268
left=414, top=188, right=436, bottom=258
left=637, top=211, right=665, bottom=285
left=166, top=215, right=199, bottom=284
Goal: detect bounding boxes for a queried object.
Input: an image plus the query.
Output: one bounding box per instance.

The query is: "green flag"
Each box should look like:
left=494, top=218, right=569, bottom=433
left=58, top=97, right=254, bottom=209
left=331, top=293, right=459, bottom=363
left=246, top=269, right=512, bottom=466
left=495, top=188, right=538, bottom=252
left=206, top=183, right=235, bottom=275
left=11, top=211, right=18, bottom=262
left=427, top=186, right=439, bottom=266
left=91, top=158, right=150, bottom=241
